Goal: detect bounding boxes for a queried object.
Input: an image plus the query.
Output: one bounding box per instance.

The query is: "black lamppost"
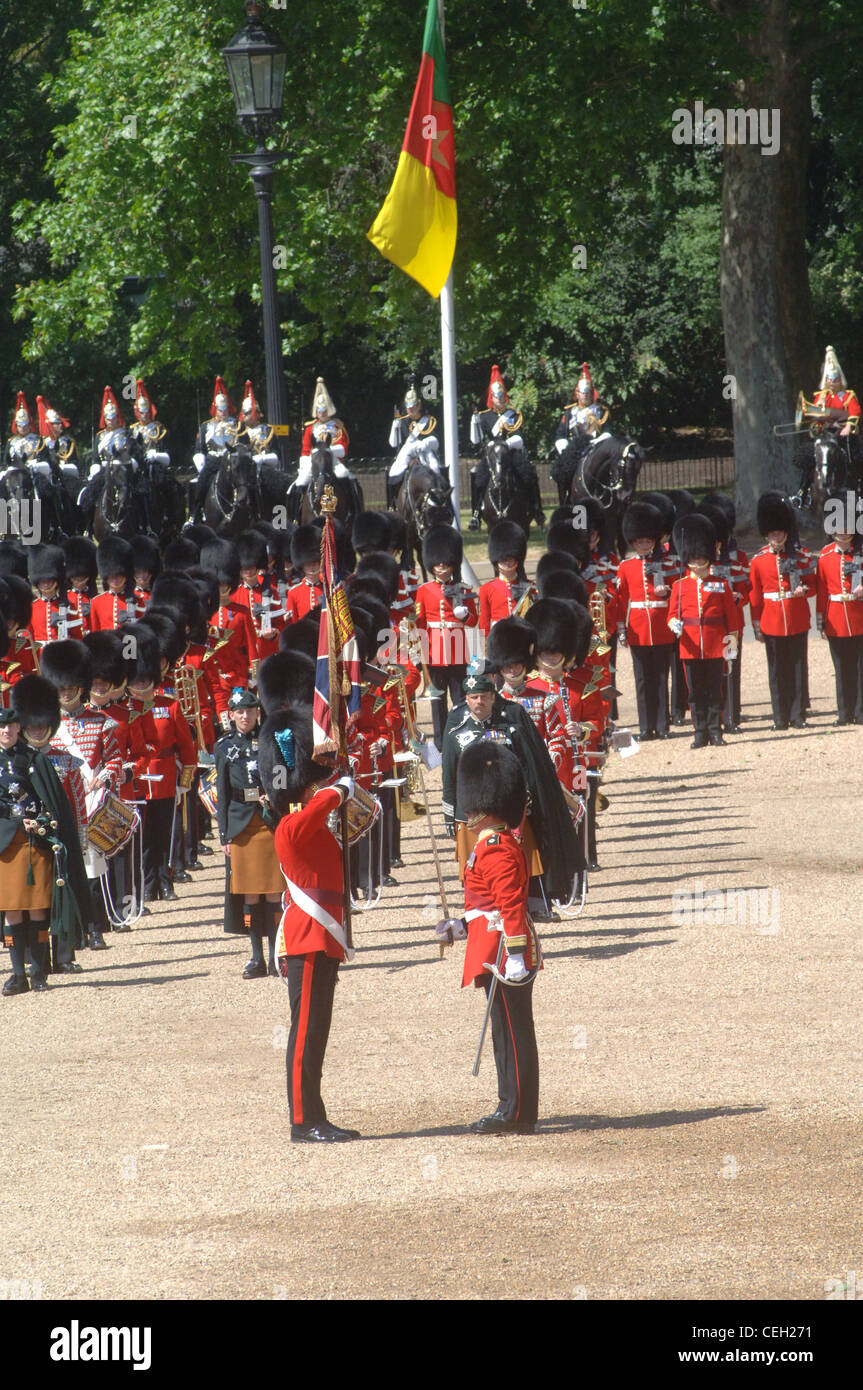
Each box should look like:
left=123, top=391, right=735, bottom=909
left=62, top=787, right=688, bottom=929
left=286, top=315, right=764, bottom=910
left=222, top=0, right=290, bottom=469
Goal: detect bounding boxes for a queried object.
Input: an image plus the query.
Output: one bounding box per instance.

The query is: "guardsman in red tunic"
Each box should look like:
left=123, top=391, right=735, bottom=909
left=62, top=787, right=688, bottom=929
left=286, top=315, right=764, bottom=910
left=414, top=525, right=479, bottom=749
left=478, top=521, right=536, bottom=640
left=667, top=515, right=738, bottom=748
left=817, top=488, right=863, bottom=725
left=90, top=536, right=146, bottom=633
left=749, top=494, right=816, bottom=731
left=232, top=529, right=288, bottom=662
left=613, top=501, right=677, bottom=740
left=285, top=525, right=325, bottom=625
left=260, top=707, right=360, bottom=1144
left=28, top=546, right=84, bottom=647
left=453, top=740, right=540, bottom=1135
left=200, top=539, right=258, bottom=729
left=0, top=576, right=38, bottom=707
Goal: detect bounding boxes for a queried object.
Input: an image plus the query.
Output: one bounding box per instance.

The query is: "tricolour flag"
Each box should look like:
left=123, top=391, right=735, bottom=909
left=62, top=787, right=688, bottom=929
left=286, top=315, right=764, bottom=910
left=313, top=514, right=362, bottom=757
left=366, top=0, right=456, bottom=299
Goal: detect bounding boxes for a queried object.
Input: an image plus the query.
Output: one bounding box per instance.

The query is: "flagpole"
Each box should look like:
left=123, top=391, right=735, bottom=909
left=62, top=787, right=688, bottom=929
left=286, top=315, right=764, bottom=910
left=440, top=268, right=460, bottom=530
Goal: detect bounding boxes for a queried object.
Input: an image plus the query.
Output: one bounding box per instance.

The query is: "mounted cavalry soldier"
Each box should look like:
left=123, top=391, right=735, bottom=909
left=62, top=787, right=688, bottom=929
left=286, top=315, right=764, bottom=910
left=386, top=377, right=441, bottom=509
left=287, top=376, right=360, bottom=522
left=191, top=376, right=240, bottom=524
left=1, top=393, right=42, bottom=479
left=468, top=364, right=545, bottom=532
left=238, top=379, right=280, bottom=475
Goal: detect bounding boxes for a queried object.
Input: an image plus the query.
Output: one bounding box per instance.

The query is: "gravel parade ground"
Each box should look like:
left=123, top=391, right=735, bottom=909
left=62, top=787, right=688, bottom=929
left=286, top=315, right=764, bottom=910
left=1, top=597, right=861, bottom=1304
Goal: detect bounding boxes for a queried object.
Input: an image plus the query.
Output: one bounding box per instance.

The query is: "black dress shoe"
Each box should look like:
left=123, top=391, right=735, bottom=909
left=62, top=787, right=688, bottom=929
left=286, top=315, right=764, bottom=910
left=709, top=734, right=726, bottom=747
left=291, top=1123, right=356, bottom=1143
left=790, top=719, right=808, bottom=729
left=242, top=961, right=267, bottom=979
left=381, top=874, right=398, bottom=887
left=691, top=732, right=709, bottom=749
left=56, top=961, right=83, bottom=974
left=389, top=857, right=404, bottom=869
left=3, top=974, right=29, bottom=997
left=173, top=870, right=192, bottom=884
left=772, top=721, right=789, bottom=731
left=160, top=885, right=178, bottom=901
left=470, top=1111, right=518, bottom=1135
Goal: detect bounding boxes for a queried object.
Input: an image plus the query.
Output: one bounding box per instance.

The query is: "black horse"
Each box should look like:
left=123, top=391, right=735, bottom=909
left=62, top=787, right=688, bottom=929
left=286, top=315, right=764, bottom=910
left=569, top=434, right=645, bottom=552
left=204, top=449, right=263, bottom=538
left=396, top=458, right=454, bottom=577
left=299, top=445, right=363, bottom=532
left=479, top=438, right=532, bottom=536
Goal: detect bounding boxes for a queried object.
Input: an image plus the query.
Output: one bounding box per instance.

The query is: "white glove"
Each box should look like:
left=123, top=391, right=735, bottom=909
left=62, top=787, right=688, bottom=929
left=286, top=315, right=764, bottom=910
left=668, top=617, right=684, bottom=638
left=504, top=953, right=529, bottom=982
left=453, top=604, right=469, bottom=621
left=335, top=774, right=355, bottom=800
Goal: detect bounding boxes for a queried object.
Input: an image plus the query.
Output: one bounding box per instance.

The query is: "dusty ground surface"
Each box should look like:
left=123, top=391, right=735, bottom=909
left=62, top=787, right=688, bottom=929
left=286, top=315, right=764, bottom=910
left=1, top=591, right=861, bottom=1302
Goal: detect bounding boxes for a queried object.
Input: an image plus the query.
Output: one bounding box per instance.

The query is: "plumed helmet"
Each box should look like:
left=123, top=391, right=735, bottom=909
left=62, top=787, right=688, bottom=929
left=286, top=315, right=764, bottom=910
left=528, top=597, right=592, bottom=666
left=638, top=491, right=676, bottom=536
left=0, top=541, right=29, bottom=579
left=291, top=524, right=322, bottom=571
left=486, top=364, right=509, bottom=410
left=701, top=490, right=736, bottom=531
left=121, top=621, right=162, bottom=686
left=538, top=568, right=589, bottom=605
left=279, top=615, right=320, bottom=662
left=622, top=501, right=665, bottom=546
left=488, top=520, right=527, bottom=566
left=673, top=514, right=716, bottom=566
left=142, top=605, right=187, bottom=667
left=0, top=574, right=33, bottom=631
left=63, top=536, right=97, bottom=584
left=163, top=536, right=201, bottom=570
left=97, top=535, right=134, bottom=583
left=83, top=630, right=130, bottom=688
left=756, top=492, right=795, bottom=538
left=356, top=551, right=399, bottom=604
left=259, top=706, right=331, bottom=817
left=311, top=377, right=336, bottom=419
left=200, top=538, right=241, bottom=591
left=130, top=534, right=162, bottom=583
left=422, top=524, right=462, bottom=573
left=28, top=544, right=66, bottom=588
left=236, top=529, right=268, bottom=571
left=11, top=674, right=61, bottom=736
left=696, top=503, right=730, bottom=548
left=546, top=520, right=591, bottom=568
left=257, top=651, right=316, bottom=715
left=352, top=510, right=392, bottom=555
left=486, top=616, right=535, bottom=672
left=39, top=639, right=93, bottom=695
left=457, top=740, right=526, bottom=829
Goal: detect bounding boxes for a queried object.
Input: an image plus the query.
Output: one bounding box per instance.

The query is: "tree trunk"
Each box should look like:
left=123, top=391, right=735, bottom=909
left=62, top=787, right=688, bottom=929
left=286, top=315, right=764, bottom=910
left=720, top=0, right=817, bottom=524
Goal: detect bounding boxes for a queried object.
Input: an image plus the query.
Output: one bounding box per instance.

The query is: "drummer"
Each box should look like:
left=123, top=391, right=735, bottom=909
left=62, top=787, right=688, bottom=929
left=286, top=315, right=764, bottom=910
left=215, top=687, right=282, bottom=979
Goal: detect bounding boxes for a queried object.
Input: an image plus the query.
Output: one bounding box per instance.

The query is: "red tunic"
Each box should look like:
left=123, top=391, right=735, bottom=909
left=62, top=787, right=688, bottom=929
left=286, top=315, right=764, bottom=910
left=89, top=590, right=147, bottom=633
left=816, top=544, right=863, bottom=638
left=613, top=555, right=679, bottom=646
left=274, top=786, right=347, bottom=960
left=478, top=576, right=537, bottom=638
left=285, top=576, right=324, bottom=625
left=414, top=580, right=478, bottom=665
left=748, top=547, right=815, bottom=638
left=462, top=829, right=538, bottom=988
left=30, top=594, right=85, bottom=645
left=667, top=573, right=738, bottom=659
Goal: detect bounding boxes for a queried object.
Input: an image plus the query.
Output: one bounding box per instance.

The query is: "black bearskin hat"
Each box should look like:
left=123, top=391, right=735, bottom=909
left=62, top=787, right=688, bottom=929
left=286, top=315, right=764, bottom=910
left=638, top=491, right=675, bottom=536
left=259, top=705, right=334, bottom=818
left=757, top=492, right=795, bottom=538
left=0, top=574, right=33, bottom=631
left=457, top=740, right=526, bottom=830
left=352, top=510, right=392, bottom=555
left=488, top=520, right=527, bottom=566
left=291, top=524, right=322, bottom=570
left=356, top=551, right=400, bottom=604
left=538, top=568, right=589, bottom=606
left=546, top=521, right=591, bottom=567
left=12, top=674, right=61, bottom=736
left=83, top=630, right=130, bottom=688
left=200, top=538, right=240, bottom=591
left=63, top=535, right=97, bottom=583
left=121, top=621, right=162, bottom=686
left=39, top=639, right=93, bottom=695
left=673, top=514, right=716, bottom=567
left=258, top=651, right=316, bottom=715
left=422, top=524, right=462, bottom=573
left=97, top=535, right=133, bottom=583
left=236, top=529, right=268, bottom=571
left=701, top=490, right=736, bottom=530
left=164, top=536, right=201, bottom=570
left=528, top=597, right=592, bottom=667
left=279, top=615, right=320, bottom=662
left=486, top=616, right=535, bottom=672
left=696, top=503, right=730, bottom=548
left=130, top=534, right=161, bottom=582
left=28, top=544, right=66, bottom=587
left=622, top=501, right=664, bottom=546
left=0, top=541, right=28, bottom=579
left=142, top=606, right=187, bottom=667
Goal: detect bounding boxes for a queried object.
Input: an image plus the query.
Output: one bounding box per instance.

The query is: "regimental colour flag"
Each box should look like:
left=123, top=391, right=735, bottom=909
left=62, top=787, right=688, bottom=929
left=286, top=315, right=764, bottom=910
left=366, top=0, right=456, bottom=299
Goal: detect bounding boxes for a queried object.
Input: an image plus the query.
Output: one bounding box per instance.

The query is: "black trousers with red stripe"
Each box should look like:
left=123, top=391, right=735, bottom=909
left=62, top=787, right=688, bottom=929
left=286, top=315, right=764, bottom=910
left=284, top=951, right=340, bottom=1129
left=480, top=975, right=539, bottom=1128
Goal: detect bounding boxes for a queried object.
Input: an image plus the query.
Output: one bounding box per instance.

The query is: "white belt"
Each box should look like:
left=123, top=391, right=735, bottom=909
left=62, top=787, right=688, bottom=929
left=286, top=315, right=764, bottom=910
left=630, top=600, right=667, bottom=610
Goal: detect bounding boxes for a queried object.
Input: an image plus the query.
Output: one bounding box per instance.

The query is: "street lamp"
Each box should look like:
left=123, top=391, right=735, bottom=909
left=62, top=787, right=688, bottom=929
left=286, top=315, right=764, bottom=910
left=222, top=0, right=290, bottom=469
